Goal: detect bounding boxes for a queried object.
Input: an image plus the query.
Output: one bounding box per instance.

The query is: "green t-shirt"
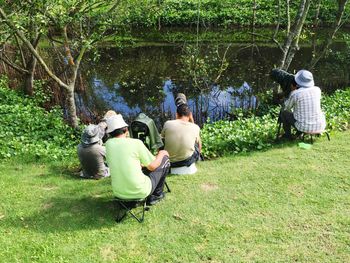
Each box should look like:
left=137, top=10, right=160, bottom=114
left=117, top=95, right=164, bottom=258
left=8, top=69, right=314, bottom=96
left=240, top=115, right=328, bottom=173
left=106, top=137, right=155, bottom=199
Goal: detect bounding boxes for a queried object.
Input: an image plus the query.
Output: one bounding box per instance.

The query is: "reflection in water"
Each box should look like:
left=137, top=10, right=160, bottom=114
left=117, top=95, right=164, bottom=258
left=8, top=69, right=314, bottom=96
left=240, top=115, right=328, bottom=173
left=78, top=30, right=350, bottom=127
left=84, top=76, right=257, bottom=127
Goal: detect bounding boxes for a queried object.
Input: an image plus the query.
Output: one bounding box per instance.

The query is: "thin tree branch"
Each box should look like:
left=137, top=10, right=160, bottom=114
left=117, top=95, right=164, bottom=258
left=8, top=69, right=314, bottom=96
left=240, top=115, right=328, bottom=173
left=0, top=52, right=29, bottom=74
left=14, top=34, right=26, bottom=68
left=0, top=7, right=69, bottom=90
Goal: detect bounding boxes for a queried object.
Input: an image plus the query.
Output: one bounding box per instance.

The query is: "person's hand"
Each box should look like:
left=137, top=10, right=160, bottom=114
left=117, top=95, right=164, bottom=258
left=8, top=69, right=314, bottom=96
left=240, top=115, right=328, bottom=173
left=158, top=150, right=169, bottom=157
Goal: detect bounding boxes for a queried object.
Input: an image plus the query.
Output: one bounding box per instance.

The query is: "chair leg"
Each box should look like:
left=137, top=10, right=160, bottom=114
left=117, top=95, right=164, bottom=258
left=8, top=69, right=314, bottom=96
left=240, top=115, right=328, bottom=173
left=325, top=132, right=330, bottom=141
left=165, top=181, right=171, bottom=193
left=115, top=201, right=128, bottom=223
left=115, top=200, right=147, bottom=223
left=127, top=200, right=146, bottom=223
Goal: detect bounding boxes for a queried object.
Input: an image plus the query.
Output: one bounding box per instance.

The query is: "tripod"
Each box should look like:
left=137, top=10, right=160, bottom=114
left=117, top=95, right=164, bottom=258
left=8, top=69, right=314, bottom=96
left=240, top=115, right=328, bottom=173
left=275, top=109, right=283, bottom=141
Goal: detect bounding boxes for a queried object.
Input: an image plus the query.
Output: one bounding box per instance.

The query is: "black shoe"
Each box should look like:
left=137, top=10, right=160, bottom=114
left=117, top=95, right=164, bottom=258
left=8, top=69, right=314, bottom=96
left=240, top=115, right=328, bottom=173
left=280, top=133, right=294, bottom=141
left=147, top=192, right=165, bottom=206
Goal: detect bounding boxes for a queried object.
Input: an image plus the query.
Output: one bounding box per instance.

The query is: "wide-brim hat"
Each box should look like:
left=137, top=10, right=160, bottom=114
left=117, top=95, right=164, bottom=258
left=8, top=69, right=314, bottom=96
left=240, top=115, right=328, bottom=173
left=106, top=114, right=128, bottom=133
left=81, top=124, right=100, bottom=145
left=102, top=110, right=117, bottom=121
left=295, top=70, right=314, bottom=88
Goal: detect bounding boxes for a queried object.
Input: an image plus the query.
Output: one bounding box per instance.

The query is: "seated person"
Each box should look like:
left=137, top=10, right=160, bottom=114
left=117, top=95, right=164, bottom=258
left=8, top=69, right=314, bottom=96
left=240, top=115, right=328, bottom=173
left=105, top=114, right=170, bottom=205
left=161, top=104, right=201, bottom=167
left=280, top=69, right=326, bottom=139
left=98, top=110, right=117, bottom=143
left=77, top=124, right=109, bottom=179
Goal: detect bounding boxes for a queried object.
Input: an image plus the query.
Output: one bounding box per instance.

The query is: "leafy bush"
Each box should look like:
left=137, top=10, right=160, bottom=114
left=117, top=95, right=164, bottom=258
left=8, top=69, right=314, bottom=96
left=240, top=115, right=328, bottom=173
left=201, top=88, right=350, bottom=158
left=0, top=76, right=81, bottom=161
left=322, top=89, right=350, bottom=131
left=114, top=0, right=350, bottom=28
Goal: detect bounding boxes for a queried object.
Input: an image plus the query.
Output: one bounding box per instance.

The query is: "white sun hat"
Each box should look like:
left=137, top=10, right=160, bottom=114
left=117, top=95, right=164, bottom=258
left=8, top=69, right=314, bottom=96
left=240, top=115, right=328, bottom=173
left=295, top=69, right=315, bottom=88
left=106, top=114, right=128, bottom=133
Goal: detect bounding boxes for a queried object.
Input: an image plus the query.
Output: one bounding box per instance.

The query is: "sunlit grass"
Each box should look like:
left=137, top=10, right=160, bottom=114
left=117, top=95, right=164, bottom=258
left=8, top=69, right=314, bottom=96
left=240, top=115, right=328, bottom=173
left=0, top=131, right=349, bottom=262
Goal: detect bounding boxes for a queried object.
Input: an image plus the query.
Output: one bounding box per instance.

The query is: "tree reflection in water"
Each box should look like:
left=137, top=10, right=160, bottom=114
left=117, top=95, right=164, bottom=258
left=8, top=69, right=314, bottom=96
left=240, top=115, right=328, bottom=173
left=77, top=31, right=350, bottom=127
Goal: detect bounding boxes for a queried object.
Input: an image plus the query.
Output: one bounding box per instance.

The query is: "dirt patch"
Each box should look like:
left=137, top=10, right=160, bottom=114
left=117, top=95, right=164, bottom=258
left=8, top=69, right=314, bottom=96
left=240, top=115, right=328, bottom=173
left=100, top=245, right=117, bottom=262
left=288, top=184, right=304, bottom=197
left=42, top=203, right=53, bottom=210
left=201, top=183, right=219, bottom=192
left=42, top=186, right=58, bottom=191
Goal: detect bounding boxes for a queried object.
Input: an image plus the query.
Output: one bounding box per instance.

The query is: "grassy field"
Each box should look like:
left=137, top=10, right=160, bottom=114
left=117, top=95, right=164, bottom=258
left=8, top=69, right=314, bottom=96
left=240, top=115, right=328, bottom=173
left=0, top=131, right=349, bottom=262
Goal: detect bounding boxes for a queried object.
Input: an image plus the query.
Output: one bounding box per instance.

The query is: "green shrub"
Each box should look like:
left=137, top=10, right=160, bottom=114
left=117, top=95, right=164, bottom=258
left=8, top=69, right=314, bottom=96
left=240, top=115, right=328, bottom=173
left=1, top=76, right=349, bottom=161
left=0, top=76, right=81, bottom=161
left=201, top=88, right=350, bottom=158
left=115, top=0, right=350, bottom=28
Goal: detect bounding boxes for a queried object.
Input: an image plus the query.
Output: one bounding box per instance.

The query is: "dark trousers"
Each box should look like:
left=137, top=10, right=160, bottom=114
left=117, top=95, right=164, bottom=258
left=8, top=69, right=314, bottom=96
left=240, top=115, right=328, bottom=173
left=280, top=110, right=297, bottom=137
left=144, top=156, right=170, bottom=197
left=170, top=143, right=200, bottom=168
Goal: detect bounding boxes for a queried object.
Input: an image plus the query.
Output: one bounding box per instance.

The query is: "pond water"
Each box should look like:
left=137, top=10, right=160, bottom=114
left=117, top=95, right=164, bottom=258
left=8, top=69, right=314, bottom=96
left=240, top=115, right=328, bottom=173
left=76, top=28, right=350, bottom=127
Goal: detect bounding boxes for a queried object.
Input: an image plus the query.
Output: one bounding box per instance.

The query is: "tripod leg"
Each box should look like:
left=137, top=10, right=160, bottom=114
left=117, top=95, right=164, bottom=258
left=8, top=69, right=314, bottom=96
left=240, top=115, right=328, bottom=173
left=275, top=121, right=282, bottom=141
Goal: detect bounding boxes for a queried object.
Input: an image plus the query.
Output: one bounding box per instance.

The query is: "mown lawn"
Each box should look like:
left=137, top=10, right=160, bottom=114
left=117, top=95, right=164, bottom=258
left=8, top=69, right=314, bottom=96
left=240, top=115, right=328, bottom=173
left=0, top=131, right=349, bottom=263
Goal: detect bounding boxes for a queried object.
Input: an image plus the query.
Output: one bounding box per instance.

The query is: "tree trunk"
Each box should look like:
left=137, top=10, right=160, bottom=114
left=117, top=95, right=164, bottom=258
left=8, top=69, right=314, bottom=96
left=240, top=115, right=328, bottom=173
left=311, top=0, right=322, bottom=57
left=66, top=84, right=79, bottom=128
left=286, top=0, right=290, bottom=35
left=24, top=56, right=37, bottom=96
left=279, top=0, right=311, bottom=70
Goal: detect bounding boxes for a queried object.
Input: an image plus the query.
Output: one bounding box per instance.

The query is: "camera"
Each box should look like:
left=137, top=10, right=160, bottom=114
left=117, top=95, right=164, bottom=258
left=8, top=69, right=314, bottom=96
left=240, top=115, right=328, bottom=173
left=270, top=68, right=295, bottom=99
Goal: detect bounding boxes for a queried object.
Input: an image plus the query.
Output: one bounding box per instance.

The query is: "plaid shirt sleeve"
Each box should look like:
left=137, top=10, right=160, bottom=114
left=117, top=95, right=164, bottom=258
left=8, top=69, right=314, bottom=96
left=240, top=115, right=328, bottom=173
left=284, top=90, right=296, bottom=111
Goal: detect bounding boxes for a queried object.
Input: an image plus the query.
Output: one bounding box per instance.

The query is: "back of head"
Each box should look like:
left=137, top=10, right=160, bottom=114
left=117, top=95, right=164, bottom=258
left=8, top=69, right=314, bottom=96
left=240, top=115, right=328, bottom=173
left=176, top=104, right=191, bottom=117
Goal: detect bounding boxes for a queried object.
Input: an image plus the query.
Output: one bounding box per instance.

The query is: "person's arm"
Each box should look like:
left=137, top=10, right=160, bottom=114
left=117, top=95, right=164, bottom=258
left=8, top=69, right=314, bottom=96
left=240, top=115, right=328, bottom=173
left=146, top=150, right=169, bottom=171
left=189, top=112, right=194, bottom=123
left=198, top=139, right=202, bottom=153
left=99, top=145, right=106, bottom=158
left=284, top=91, right=296, bottom=111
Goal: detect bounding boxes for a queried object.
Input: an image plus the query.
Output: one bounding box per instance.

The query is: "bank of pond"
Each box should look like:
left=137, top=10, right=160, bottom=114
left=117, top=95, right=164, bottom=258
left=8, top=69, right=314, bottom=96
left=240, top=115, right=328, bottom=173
left=0, top=77, right=349, bottom=161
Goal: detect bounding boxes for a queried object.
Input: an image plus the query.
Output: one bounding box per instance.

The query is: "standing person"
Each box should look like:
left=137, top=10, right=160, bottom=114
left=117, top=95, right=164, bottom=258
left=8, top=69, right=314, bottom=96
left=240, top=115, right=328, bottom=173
left=106, top=114, right=170, bottom=205
left=280, top=69, right=326, bottom=139
left=161, top=103, right=201, bottom=167
left=77, top=124, right=109, bottom=179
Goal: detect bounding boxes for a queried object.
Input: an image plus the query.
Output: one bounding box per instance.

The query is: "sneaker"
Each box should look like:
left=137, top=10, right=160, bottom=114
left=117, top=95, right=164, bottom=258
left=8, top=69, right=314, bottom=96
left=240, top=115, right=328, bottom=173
left=79, top=171, right=94, bottom=179
left=146, top=192, right=165, bottom=206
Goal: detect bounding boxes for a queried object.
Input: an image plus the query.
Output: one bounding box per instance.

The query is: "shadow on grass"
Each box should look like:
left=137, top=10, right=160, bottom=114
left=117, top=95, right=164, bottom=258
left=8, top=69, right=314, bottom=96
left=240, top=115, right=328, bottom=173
left=47, top=163, right=82, bottom=181
left=10, top=196, right=118, bottom=233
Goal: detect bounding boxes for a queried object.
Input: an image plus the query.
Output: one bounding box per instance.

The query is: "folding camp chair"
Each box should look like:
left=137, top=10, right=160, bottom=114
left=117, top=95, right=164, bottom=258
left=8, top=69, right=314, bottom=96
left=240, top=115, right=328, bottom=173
left=300, top=131, right=330, bottom=144
left=114, top=182, right=171, bottom=223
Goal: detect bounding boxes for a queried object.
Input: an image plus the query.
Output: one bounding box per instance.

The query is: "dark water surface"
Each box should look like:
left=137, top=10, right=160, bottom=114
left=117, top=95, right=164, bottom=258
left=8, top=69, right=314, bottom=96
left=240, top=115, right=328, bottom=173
left=76, top=28, right=350, bottom=126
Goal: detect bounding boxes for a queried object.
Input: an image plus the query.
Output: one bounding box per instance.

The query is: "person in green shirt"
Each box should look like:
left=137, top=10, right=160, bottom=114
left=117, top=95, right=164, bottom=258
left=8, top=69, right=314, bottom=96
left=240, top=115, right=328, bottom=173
left=106, top=114, right=170, bottom=205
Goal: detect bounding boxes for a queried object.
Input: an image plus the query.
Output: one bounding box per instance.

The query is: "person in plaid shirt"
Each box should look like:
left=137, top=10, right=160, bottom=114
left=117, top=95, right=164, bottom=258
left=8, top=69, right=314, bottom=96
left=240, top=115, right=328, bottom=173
left=280, top=69, right=326, bottom=139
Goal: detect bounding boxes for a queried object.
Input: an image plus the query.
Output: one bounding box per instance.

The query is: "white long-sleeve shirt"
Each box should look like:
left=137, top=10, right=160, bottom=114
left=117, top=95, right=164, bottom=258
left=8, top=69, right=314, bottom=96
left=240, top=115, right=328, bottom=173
left=284, top=86, right=326, bottom=133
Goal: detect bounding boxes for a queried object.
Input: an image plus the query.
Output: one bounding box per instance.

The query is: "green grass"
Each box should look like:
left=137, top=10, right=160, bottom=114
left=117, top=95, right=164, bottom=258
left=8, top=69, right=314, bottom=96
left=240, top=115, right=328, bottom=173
left=0, top=131, right=349, bottom=262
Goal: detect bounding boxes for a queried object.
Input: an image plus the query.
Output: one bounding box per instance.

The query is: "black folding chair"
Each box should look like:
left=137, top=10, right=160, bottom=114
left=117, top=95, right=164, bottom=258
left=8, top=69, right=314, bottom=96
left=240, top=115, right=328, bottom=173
left=114, top=181, right=171, bottom=223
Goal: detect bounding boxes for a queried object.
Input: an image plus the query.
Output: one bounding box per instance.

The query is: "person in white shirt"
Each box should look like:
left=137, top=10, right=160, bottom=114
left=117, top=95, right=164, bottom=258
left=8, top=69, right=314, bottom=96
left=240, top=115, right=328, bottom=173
left=280, top=69, right=326, bottom=139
